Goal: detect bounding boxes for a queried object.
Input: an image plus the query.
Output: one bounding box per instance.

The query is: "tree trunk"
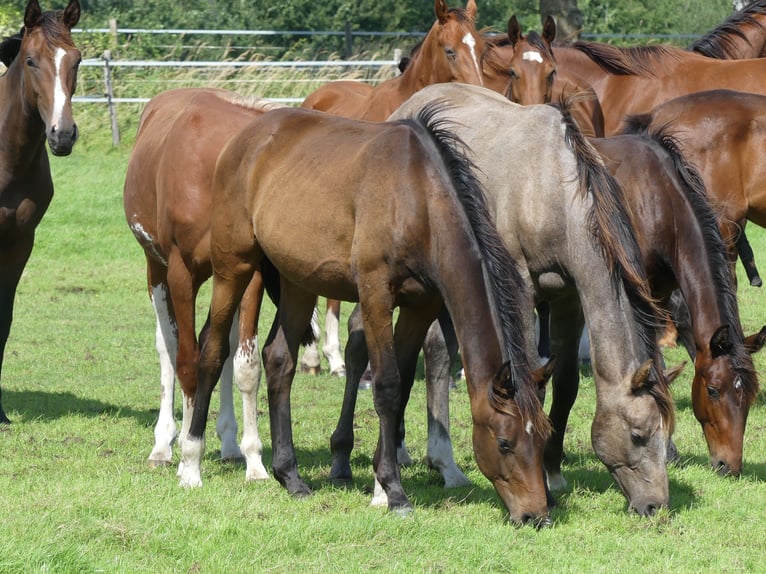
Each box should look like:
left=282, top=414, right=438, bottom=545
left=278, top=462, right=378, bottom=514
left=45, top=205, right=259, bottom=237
left=539, top=0, right=583, bottom=43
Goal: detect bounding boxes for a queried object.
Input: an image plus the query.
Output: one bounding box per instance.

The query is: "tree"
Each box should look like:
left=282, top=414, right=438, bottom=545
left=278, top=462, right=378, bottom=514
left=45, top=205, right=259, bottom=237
left=539, top=0, right=583, bottom=42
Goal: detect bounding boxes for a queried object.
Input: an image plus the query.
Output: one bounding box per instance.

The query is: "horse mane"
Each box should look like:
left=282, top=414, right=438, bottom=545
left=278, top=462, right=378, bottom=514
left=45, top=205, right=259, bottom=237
left=621, top=117, right=759, bottom=402
left=553, top=99, right=675, bottom=431
left=571, top=41, right=679, bottom=77
left=412, top=102, right=550, bottom=438
left=689, top=0, right=766, bottom=59
left=215, top=91, right=286, bottom=113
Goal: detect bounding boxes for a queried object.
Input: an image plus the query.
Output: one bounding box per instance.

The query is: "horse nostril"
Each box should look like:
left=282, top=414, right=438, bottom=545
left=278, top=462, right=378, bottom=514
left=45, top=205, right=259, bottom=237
left=645, top=504, right=657, bottom=517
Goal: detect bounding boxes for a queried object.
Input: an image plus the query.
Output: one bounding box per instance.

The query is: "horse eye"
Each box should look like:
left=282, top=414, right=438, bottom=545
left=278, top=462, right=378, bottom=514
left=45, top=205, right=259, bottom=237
left=497, top=438, right=513, bottom=454
left=509, top=69, right=519, bottom=79
left=445, top=48, right=457, bottom=61
left=707, top=385, right=720, bottom=399
left=25, top=57, right=36, bottom=68
left=630, top=431, right=647, bottom=446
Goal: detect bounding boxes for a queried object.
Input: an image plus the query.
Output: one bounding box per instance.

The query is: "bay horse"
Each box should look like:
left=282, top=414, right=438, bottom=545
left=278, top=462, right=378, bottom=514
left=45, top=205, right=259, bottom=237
left=589, top=133, right=759, bottom=476
left=123, top=88, right=286, bottom=479
left=689, top=0, right=766, bottom=59
left=380, top=84, right=677, bottom=516
left=300, top=0, right=487, bottom=378
left=180, top=105, right=553, bottom=526
left=0, top=0, right=81, bottom=424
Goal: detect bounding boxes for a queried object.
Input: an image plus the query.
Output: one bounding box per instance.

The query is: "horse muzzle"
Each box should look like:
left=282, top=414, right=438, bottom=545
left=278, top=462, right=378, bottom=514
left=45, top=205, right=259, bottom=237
left=48, top=123, right=79, bottom=156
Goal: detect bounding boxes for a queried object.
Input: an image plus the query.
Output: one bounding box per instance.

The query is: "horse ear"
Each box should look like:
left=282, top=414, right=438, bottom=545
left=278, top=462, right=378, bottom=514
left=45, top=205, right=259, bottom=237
left=492, top=361, right=515, bottom=399
left=663, top=362, right=686, bottom=385
left=744, top=325, right=766, bottom=354
left=532, top=355, right=556, bottom=402
left=710, top=324, right=733, bottom=359
left=24, top=0, right=42, bottom=29
left=465, top=0, right=478, bottom=20
left=435, top=0, right=449, bottom=24
left=507, top=15, right=522, bottom=46
left=63, top=0, right=82, bottom=29
left=542, top=15, right=556, bottom=45
left=630, top=358, right=654, bottom=394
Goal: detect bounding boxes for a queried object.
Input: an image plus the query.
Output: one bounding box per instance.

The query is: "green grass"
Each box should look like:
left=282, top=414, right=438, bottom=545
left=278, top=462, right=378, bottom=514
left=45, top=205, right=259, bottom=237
left=0, top=110, right=765, bottom=573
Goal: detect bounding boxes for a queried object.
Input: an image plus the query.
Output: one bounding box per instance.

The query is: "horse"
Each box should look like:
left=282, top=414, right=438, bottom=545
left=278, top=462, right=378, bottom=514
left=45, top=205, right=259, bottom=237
left=690, top=0, right=766, bottom=59
left=481, top=15, right=605, bottom=137
left=179, top=105, right=554, bottom=527
left=123, top=88, right=286, bottom=479
left=300, top=0, right=488, bottom=379
left=588, top=133, right=759, bottom=476
left=0, top=0, right=81, bottom=424
left=378, top=83, right=677, bottom=516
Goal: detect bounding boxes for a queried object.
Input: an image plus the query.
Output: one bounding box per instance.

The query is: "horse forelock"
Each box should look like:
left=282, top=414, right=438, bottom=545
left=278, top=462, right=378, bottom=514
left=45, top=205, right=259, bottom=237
left=556, top=103, right=668, bottom=377
left=523, top=30, right=556, bottom=63
left=635, top=124, right=759, bottom=401
left=414, top=101, right=550, bottom=437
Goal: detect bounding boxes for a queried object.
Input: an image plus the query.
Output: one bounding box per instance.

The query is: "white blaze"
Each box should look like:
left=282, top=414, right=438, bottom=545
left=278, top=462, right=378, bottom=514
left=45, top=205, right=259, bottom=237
left=522, top=51, right=544, bottom=64
left=462, top=32, right=483, bottom=86
left=51, top=47, right=68, bottom=130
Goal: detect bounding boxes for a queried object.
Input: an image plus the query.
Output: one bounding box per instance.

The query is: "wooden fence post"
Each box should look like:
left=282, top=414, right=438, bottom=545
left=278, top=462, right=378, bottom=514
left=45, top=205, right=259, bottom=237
left=102, top=50, right=120, bottom=146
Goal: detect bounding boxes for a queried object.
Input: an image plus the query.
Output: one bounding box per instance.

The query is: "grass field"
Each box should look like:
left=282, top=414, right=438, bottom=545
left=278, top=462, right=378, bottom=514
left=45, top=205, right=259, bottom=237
left=0, top=105, right=765, bottom=573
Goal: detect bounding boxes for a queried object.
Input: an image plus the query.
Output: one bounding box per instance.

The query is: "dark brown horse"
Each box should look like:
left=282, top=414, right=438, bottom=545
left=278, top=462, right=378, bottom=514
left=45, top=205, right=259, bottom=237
left=590, top=132, right=759, bottom=476
left=123, top=88, right=284, bottom=477
left=181, top=105, right=553, bottom=526
left=689, top=0, right=766, bottom=59
left=0, top=0, right=80, bottom=424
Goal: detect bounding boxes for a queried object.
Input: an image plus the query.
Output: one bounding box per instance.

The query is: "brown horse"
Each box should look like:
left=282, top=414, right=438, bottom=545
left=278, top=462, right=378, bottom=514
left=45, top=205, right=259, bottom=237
left=590, top=133, right=759, bottom=476
left=123, top=88, right=284, bottom=477
left=690, top=0, right=766, bottom=59
left=300, top=0, right=487, bottom=378
left=0, top=0, right=81, bottom=424
left=180, top=106, right=553, bottom=526
left=481, top=16, right=605, bottom=137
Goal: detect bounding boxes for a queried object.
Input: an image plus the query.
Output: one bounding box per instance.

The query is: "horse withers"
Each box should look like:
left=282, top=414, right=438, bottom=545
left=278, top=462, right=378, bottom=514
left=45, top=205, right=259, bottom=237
left=181, top=106, right=552, bottom=526
left=0, top=0, right=81, bottom=423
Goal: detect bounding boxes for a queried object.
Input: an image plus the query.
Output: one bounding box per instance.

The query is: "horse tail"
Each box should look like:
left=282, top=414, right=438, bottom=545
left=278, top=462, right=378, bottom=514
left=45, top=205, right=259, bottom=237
left=414, top=102, right=550, bottom=438
left=631, top=124, right=759, bottom=401
left=260, top=258, right=317, bottom=347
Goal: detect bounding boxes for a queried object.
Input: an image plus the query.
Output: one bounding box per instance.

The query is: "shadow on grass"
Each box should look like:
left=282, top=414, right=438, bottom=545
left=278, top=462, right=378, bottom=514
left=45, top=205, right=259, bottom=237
left=4, top=389, right=156, bottom=427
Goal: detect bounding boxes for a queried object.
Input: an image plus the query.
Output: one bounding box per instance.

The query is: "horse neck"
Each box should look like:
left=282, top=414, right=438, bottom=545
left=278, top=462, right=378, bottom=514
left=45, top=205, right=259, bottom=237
left=0, top=60, right=47, bottom=163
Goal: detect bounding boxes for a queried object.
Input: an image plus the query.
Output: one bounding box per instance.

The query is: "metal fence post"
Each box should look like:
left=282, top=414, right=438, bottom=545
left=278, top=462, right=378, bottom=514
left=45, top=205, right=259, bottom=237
left=102, top=50, right=120, bottom=146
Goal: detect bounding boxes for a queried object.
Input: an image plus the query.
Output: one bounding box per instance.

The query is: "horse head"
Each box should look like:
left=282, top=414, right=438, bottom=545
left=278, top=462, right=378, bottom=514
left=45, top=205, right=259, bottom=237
left=692, top=324, right=759, bottom=476
left=19, top=0, right=81, bottom=156
left=505, top=14, right=557, bottom=104
left=590, top=360, right=683, bottom=516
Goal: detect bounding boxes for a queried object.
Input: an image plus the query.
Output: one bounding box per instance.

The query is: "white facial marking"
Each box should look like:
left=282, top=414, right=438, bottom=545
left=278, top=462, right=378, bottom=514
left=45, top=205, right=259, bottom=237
left=51, top=47, right=68, bottom=129
left=522, top=50, right=544, bottom=64
left=461, top=32, right=483, bottom=86
left=525, top=420, right=534, bottom=436
left=734, top=377, right=743, bottom=391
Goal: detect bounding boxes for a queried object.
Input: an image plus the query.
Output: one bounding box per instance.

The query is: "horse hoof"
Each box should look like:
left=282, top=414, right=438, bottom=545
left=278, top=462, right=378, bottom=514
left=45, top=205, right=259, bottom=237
left=750, top=276, right=763, bottom=287
left=300, top=364, right=321, bottom=375
left=331, top=367, right=346, bottom=378
left=391, top=505, right=414, bottom=518
left=147, top=456, right=172, bottom=468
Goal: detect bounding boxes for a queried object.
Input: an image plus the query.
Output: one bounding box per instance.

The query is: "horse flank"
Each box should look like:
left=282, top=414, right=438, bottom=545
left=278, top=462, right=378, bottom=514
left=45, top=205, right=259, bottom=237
left=554, top=103, right=675, bottom=429
left=415, top=102, right=550, bottom=438
left=622, top=118, right=759, bottom=401
left=689, top=0, right=766, bottom=59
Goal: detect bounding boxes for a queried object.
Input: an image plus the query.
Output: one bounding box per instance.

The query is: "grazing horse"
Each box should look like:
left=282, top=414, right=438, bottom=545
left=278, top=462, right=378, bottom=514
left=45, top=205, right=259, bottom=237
left=180, top=106, right=553, bottom=526
left=0, top=0, right=81, bottom=424
left=123, top=88, right=285, bottom=478
left=690, top=0, right=766, bottom=59
left=381, top=84, right=676, bottom=516
left=300, top=0, right=487, bottom=378
left=589, top=133, right=759, bottom=476
left=623, top=89, right=766, bottom=288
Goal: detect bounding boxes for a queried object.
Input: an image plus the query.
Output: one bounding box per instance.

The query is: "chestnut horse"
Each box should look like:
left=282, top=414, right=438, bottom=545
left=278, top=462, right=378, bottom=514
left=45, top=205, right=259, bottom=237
left=300, top=0, right=487, bottom=376
left=124, top=88, right=285, bottom=477
left=689, top=0, right=766, bottom=59
left=181, top=106, right=553, bottom=526
left=381, top=84, right=677, bottom=516
left=0, top=0, right=81, bottom=424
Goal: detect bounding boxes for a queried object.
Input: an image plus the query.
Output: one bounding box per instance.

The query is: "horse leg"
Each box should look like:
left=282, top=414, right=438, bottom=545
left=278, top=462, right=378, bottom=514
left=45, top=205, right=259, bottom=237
left=330, top=303, right=367, bottom=482
left=179, top=263, right=253, bottom=487
left=0, top=236, right=33, bottom=424
left=299, top=307, right=322, bottom=375
left=536, top=301, right=552, bottom=359
left=370, top=304, right=440, bottom=512
left=146, top=259, right=179, bottom=466
left=234, top=271, right=269, bottom=481
left=422, top=315, right=470, bottom=488
left=323, top=298, right=346, bottom=376
left=215, top=310, right=243, bottom=461
left=736, top=226, right=762, bottom=287
left=262, top=282, right=316, bottom=496
left=543, top=296, right=585, bottom=491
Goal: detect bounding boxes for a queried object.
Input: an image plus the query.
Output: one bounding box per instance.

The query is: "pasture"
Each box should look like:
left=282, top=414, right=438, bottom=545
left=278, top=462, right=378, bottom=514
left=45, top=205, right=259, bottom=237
left=0, top=105, right=765, bottom=573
